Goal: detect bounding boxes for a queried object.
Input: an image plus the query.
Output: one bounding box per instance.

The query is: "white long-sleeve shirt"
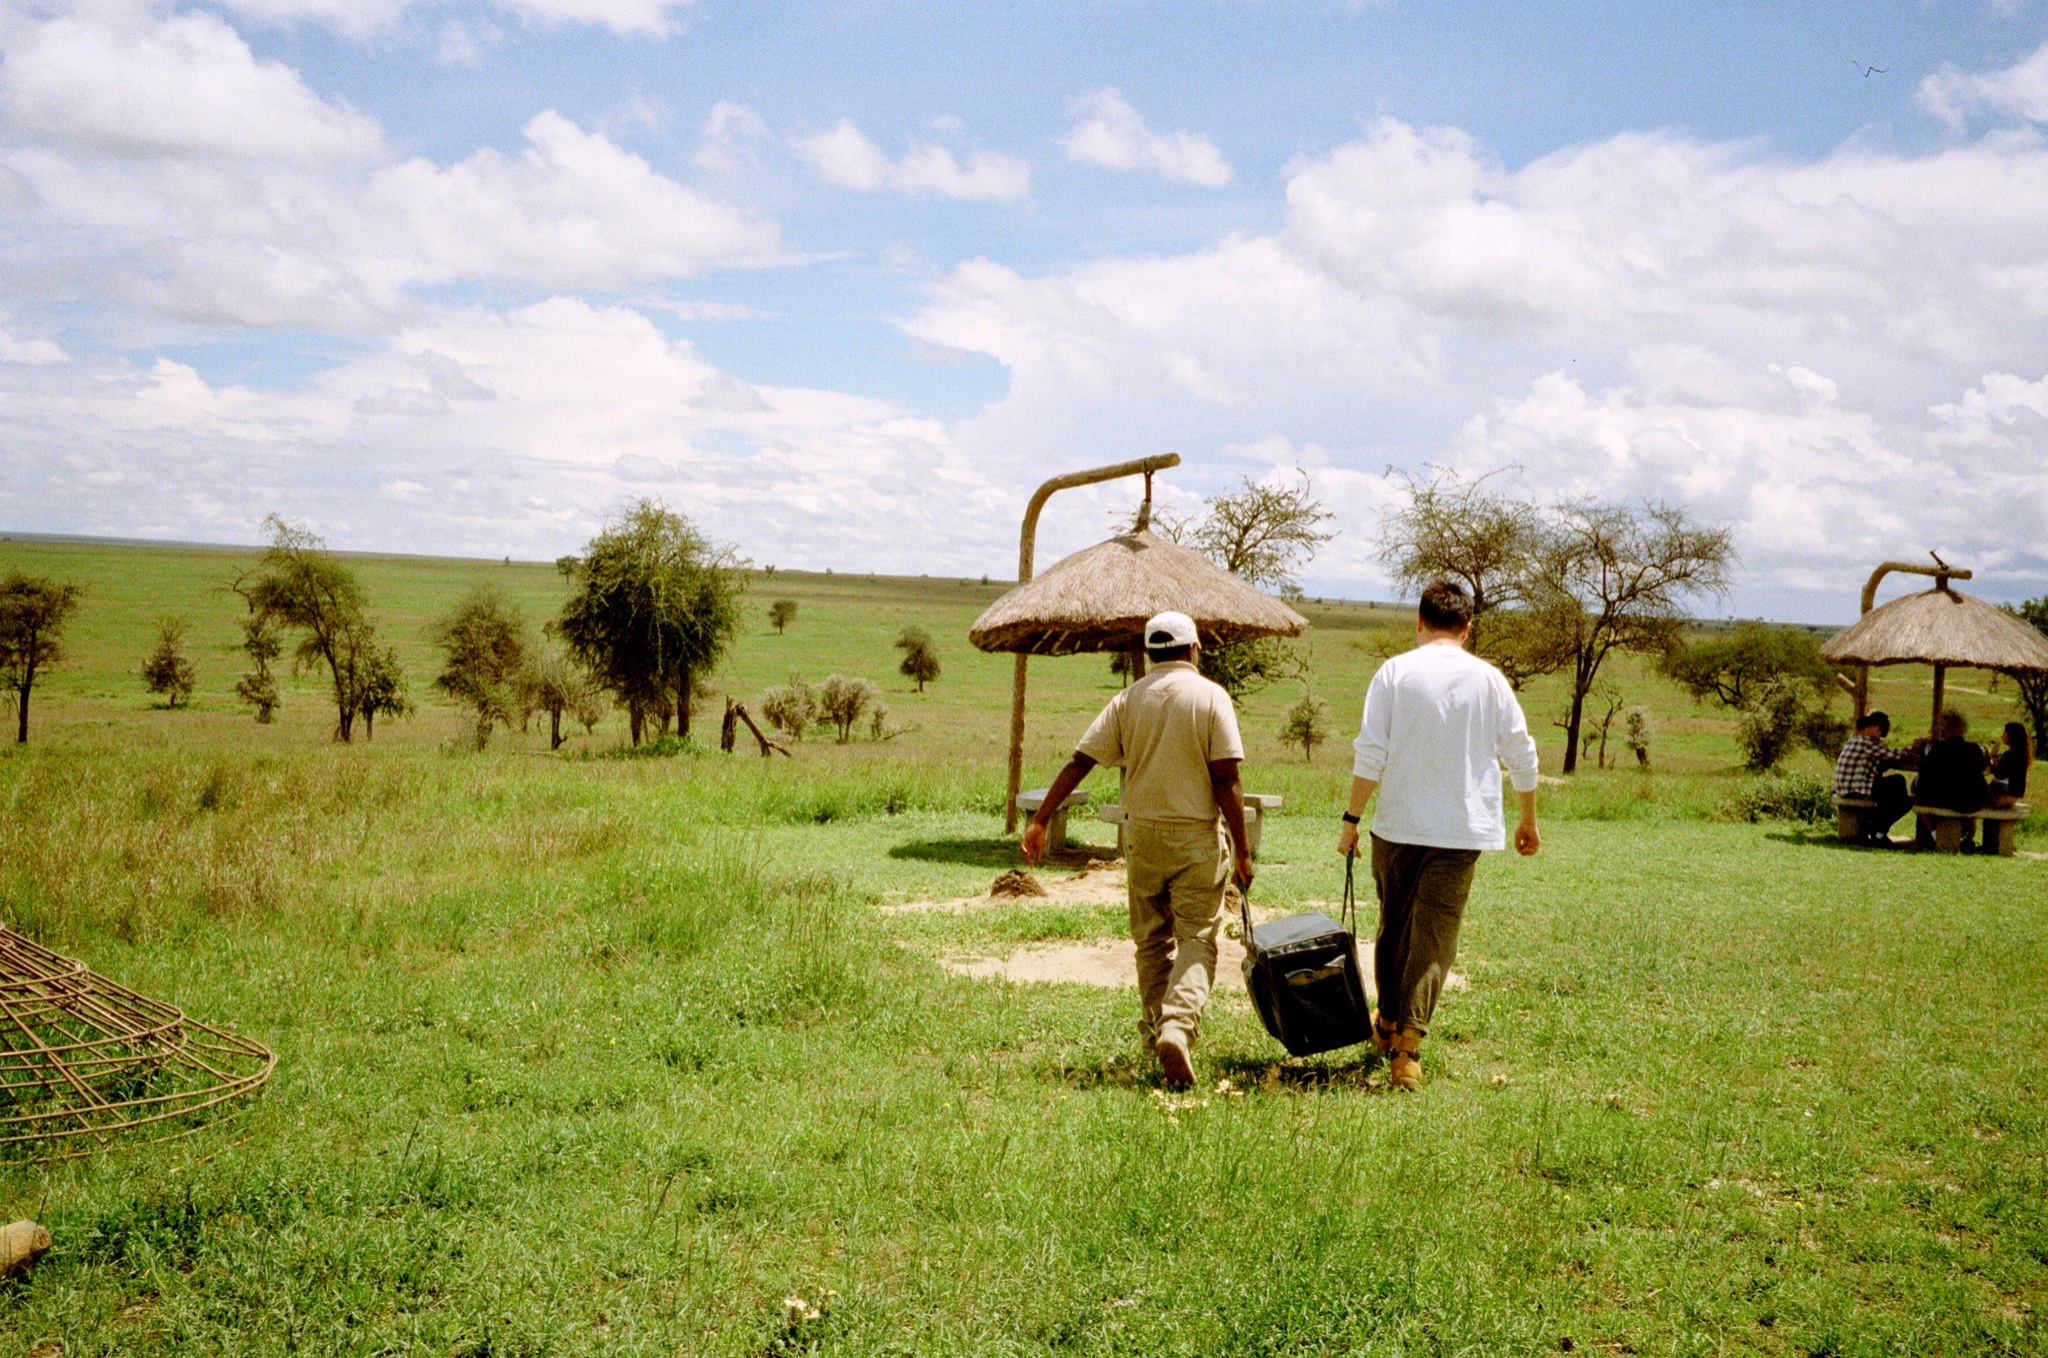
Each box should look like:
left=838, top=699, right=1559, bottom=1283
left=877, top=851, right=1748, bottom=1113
left=1351, top=641, right=1541, bottom=851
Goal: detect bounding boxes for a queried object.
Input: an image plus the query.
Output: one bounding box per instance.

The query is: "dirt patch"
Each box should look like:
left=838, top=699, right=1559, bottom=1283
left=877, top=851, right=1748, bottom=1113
left=884, top=859, right=1130, bottom=914
left=941, top=937, right=1252, bottom=988
left=987, top=868, right=1049, bottom=898
left=937, top=941, right=1470, bottom=995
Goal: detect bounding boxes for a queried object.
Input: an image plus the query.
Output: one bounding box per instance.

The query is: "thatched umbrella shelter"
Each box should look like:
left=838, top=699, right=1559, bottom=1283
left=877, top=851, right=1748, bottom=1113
left=970, top=527, right=1308, bottom=656
left=972, top=519, right=1307, bottom=827
left=1821, top=559, right=2048, bottom=738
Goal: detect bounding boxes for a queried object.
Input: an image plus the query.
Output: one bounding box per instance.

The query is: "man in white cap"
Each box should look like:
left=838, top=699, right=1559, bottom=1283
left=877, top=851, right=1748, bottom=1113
left=1023, top=610, right=1252, bottom=1089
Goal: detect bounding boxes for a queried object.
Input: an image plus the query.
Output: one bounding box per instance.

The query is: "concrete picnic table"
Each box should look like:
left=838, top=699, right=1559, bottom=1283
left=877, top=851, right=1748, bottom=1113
left=1095, top=793, right=1282, bottom=858
left=1016, top=786, right=1089, bottom=850
left=1833, top=794, right=2029, bottom=855
left=1914, top=803, right=2029, bottom=856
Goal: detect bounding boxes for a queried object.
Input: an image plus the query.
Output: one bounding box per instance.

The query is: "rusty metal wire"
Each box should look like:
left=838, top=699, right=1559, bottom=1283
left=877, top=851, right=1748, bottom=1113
left=0, top=926, right=274, bottom=1161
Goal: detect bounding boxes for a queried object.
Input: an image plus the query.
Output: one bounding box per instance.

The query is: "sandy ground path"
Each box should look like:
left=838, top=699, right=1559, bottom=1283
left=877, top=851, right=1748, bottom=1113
left=890, top=861, right=1466, bottom=993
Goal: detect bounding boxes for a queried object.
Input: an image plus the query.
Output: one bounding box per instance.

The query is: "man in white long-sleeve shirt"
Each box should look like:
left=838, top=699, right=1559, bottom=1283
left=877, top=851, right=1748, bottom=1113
left=1335, top=581, right=1541, bottom=1091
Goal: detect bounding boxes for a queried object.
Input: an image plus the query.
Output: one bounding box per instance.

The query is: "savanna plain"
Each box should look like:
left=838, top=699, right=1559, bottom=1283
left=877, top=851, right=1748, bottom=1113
left=1, top=536, right=2044, bottom=1357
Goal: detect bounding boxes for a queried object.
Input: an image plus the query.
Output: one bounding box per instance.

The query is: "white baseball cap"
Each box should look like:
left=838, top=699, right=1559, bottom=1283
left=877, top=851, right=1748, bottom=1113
left=1144, top=610, right=1199, bottom=649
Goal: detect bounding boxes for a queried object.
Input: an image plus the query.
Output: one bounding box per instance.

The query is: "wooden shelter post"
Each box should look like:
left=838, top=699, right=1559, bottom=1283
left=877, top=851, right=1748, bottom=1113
left=1848, top=557, right=1971, bottom=723
left=1002, top=454, right=1181, bottom=832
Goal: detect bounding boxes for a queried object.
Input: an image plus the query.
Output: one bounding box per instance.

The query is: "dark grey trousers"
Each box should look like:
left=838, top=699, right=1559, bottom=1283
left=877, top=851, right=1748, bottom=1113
left=1370, top=834, right=1480, bottom=1036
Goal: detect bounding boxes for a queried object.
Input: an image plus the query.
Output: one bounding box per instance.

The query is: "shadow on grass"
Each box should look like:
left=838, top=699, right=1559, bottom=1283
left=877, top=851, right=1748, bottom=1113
left=1035, top=1048, right=1383, bottom=1094
left=888, top=837, right=1119, bottom=868
left=888, top=837, right=1021, bottom=868
left=1212, top=1050, right=1383, bottom=1091
left=1763, top=829, right=1919, bottom=852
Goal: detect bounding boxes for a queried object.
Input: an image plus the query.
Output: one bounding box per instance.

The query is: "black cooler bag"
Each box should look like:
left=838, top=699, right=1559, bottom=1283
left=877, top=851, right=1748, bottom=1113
left=1239, top=855, right=1374, bottom=1057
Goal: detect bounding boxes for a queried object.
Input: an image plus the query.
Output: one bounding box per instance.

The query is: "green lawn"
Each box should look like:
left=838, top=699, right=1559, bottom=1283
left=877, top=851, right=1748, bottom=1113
left=0, top=540, right=2043, bottom=1355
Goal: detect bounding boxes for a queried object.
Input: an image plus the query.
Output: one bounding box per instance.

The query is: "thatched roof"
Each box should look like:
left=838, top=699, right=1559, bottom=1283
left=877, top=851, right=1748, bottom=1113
left=1819, top=585, right=2048, bottom=671
left=969, top=528, right=1308, bottom=655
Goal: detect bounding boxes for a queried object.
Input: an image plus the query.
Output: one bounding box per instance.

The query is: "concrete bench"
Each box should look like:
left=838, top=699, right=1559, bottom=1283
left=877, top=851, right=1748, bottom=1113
left=1095, top=793, right=1282, bottom=858
left=1914, top=803, right=2030, bottom=856
left=1832, top=796, right=1881, bottom=843
left=1242, top=794, right=1282, bottom=857
left=1017, top=786, right=1088, bottom=850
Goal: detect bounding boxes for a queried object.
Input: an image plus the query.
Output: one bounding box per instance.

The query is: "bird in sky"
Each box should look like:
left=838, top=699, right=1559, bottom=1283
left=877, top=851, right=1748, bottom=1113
left=1851, top=60, right=1889, bottom=77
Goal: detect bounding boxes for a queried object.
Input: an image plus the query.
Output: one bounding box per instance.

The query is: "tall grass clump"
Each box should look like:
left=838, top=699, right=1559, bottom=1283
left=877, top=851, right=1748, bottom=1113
left=1541, top=770, right=1728, bottom=823
left=1729, top=771, right=1834, bottom=823
left=0, top=744, right=637, bottom=947
left=584, top=835, right=872, bottom=1028
left=684, top=756, right=1005, bottom=825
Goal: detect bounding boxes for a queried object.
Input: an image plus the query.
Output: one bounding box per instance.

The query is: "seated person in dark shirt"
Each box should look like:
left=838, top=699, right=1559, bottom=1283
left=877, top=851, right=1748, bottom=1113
left=1831, top=710, right=1914, bottom=842
left=1916, top=709, right=1991, bottom=846
left=1991, top=720, right=2033, bottom=806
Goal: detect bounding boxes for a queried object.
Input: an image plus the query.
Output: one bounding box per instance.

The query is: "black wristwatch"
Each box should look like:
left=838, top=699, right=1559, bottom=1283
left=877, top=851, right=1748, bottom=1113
left=1341, top=812, right=1361, bottom=825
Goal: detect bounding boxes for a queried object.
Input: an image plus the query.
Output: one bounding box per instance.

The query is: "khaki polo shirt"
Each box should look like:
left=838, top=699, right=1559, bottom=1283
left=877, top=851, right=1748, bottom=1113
left=1075, top=661, right=1244, bottom=823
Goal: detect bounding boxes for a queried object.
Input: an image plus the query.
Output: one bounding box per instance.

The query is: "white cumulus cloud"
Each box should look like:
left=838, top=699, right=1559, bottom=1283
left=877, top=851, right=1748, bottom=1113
left=1917, top=41, right=2048, bottom=132
left=693, top=100, right=770, bottom=174
left=0, top=327, right=65, bottom=364
left=435, top=20, right=503, bottom=67
left=0, top=8, right=781, bottom=330
left=0, top=298, right=1011, bottom=569
left=1448, top=360, right=2048, bottom=594
left=907, top=112, right=2048, bottom=603
left=367, top=111, right=781, bottom=290
left=1061, top=89, right=1232, bottom=187
left=795, top=119, right=1030, bottom=200
left=0, top=7, right=383, bottom=163
left=210, top=0, right=694, bottom=39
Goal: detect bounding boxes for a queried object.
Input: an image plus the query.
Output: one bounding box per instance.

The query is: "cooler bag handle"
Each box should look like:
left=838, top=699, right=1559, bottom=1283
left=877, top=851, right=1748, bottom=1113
left=1342, top=850, right=1359, bottom=937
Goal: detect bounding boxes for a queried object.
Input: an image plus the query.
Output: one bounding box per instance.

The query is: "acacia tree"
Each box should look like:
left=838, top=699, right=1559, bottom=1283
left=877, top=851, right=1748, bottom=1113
left=355, top=642, right=411, bottom=740
left=895, top=627, right=940, bottom=692
left=555, top=501, right=745, bottom=744
left=431, top=586, right=527, bottom=749
left=523, top=645, right=599, bottom=750
left=768, top=599, right=798, bottom=634
left=817, top=675, right=878, bottom=743
left=1661, top=621, right=1839, bottom=771
left=1660, top=621, right=1832, bottom=709
left=1379, top=469, right=1552, bottom=683
left=1160, top=470, right=1331, bottom=699
left=237, top=517, right=393, bottom=741
left=0, top=573, right=82, bottom=744
left=760, top=673, right=818, bottom=741
left=1528, top=501, right=1735, bottom=773
left=2005, top=597, right=2048, bottom=757
left=235, top=613, right=283, bottom=722
left=1279, top=690, right=1329, bottom=762
left=1379, top=469, right=1540, bottom=617
left=1178, top=471, right=1334, bottom=594
left=140, top=618, right=197, bottom=708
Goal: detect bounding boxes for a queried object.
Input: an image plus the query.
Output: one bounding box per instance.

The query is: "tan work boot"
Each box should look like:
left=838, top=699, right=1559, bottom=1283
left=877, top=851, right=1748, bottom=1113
left=1156, top=1030, right=1194, bottom=1089
left=1371, top=1010, right=1398, bottom=1058
left=1388, top=1027, right=1423, bottom=1092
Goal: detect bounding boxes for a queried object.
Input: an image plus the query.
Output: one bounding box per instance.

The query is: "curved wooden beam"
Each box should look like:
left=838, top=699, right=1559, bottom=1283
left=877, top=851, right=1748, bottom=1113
left=1003, top=453, right=1181, bottom=831
left=1850, top=556, right=1973, bottom=728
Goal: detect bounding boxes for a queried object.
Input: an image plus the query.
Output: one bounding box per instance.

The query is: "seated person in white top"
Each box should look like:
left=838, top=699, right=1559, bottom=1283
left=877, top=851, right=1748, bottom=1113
left=1334, top=580, right=1541, bottom=1091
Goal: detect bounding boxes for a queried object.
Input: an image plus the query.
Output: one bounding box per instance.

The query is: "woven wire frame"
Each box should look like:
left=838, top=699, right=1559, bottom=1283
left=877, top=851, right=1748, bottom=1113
left=0, top=926, right=275, bottom=1161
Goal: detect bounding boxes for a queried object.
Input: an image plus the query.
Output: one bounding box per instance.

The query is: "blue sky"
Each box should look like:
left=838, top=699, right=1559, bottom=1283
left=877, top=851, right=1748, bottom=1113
left=3, top=0, right=2048, bottom=619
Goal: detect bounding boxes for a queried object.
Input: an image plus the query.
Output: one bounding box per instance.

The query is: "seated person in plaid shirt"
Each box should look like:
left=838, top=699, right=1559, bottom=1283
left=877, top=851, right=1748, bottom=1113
left=1833, top=710, right=1914, bottom=843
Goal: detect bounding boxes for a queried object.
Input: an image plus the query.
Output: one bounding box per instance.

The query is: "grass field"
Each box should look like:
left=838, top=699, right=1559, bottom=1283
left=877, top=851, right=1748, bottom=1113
left=0, top=537, right=2044, bottom=1355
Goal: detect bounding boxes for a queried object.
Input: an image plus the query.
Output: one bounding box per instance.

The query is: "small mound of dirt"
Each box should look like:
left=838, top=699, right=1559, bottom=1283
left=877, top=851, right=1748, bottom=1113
left=988, top=868, right=1049, bottom=898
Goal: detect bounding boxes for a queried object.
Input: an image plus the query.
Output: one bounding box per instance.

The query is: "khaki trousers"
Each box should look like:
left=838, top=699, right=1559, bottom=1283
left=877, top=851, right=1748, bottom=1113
left=1370, top=833, right=1480, bottom=1036
left=1125, top=817, right=1231, bottom=1050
